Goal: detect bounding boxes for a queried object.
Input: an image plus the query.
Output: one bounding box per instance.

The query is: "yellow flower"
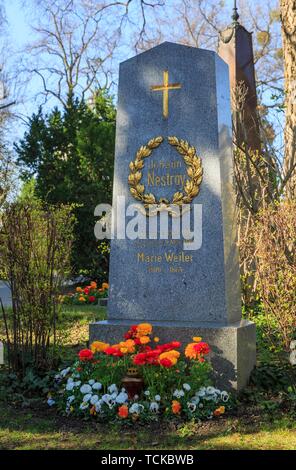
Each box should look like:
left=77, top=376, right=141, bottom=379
left=154, top=337, right=160, bottom=343
left=102, top=282, right=109, bottom=289
left=79, top=296, right=86, bottom=302
left=91, top=341, right=110, bottom=353
left=159, top=350, right=180, bottom=366
left=192, top=336, right=202, bottom=342
left=136, top=323, right=152, bottom=337
left=76, top=287, right=83, bottom=293
left=139, top=335, right=151, bottom=345
left=118, top=339, right=136, bottom=354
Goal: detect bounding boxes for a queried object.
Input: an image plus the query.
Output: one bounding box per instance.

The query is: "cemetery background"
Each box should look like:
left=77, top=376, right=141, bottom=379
left=0, top=0, right=295, bottom=451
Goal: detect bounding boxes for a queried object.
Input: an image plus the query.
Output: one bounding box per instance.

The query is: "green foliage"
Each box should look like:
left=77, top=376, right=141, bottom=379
left=250, top=362, right=295, bottom=392
left=15, top=92, right=116, bottom=277
left=0, top=367, right=56, bottom=405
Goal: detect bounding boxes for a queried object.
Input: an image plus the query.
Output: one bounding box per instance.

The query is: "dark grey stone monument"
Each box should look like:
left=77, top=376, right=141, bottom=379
left=90, top=42, right=256, bottom=391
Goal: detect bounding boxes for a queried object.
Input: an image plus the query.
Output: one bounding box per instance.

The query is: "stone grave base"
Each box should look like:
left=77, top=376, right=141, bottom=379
left=89, top=319, right=256, bottom=391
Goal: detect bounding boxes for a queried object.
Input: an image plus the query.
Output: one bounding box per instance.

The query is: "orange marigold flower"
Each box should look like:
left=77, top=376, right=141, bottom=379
left=122, top=339, right=136, bottom=353
left=136, top=323, right=152, bottom=337
left=76, top=287, right=83, bottom=293
left=185, top=342, right=210, bottom=360
left=192, top=336, right=202, bottom=342
left=79, top=296, right=86, bottom=302
left=102, top=282, right=109, bottom=289
left=118, top=405, right=129, bottom=419
left=159, top=350, right=179, bottom=366
left=213, top=406, right=225, bottom=417
left=139, top=335, right=151, bottom=345
left=154, top=337, right=160, bottom=343
left=91, top=341, right=110, bottom=353
left=172, top=400, right=181, bottom=414
left=90, top=281, right=97, bottom=289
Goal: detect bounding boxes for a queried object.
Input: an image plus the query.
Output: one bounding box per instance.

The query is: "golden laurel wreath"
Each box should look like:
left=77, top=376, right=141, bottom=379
left=128, top=136, right=203, bottom=214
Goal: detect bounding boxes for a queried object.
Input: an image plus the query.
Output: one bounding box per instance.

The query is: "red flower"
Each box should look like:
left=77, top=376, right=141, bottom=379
left=88, top=295, right=96, bottom=303
left=105, top=347, right=123, bottom=357
left=194, top=342, right=210, bottom=355
left=159, top=357, right=173, bottom=368
left=124, top=325, right=138, bottom=339
left=78, top=349, right=93, bottom=361
left=84, top=287, right=90, bottom=295
left=133, top=352, right=147, bottom=365
left=156, top=341, right=181, bottom=353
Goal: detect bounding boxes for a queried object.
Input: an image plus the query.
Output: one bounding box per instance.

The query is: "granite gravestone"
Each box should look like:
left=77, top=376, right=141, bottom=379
left=90, top=42, right=256, bottom=390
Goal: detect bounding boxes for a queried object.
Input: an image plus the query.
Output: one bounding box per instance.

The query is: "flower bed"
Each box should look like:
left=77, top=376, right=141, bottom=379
left=60, top=281, right=109, bottom=305
left=49, top=324, right=230, bottom=422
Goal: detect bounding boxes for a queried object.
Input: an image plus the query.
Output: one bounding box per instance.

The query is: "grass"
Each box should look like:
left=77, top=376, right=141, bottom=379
left=0, top=405, right=295, bottom=450
left=0, top=304, right=107, bottom=349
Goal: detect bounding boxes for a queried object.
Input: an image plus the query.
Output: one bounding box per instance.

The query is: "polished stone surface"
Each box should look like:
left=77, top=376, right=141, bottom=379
left=107, top=42, right=241, bottom=324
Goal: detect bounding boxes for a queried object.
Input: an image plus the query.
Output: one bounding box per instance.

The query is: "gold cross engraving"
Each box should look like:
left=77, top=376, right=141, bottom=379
left=151, top=70, right=181, bottom=119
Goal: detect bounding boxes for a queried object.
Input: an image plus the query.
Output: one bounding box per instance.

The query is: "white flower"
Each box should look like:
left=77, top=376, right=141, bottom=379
left=290, top=340, right=296, bottom=351
left=92, top=382, right=102, bottom=391
left=66, top=382, right=75, bottom=391
left=67, top=377, right=74, bottom=384
left=154, top=395, right=161, bottom=402
left=173, top=389, right=185, bottom=398
left=191, top=396, right=200, bottom=405
left=108, top=384, right=118, bottom=394
left=144, top=390, right=150, bottom=396
left=47, top=398, right=55, bottom=407
left=88, top=379, right=95, bottom=385
left=83, top=393, right=92, bottom=402
left=95, top=402, right=102, bottom=413
left=206, top=386, right=216, bottom=395
left=67, top=395, right=75, bottom=403
left=54, top=374, right=61, bottom=382
left=197, top=387, right=206, bottom=397
left=183, top=383, right=191, bottom=391
left=134, top=395, right=139, bottom=401
left=150, top=402, right=159, bottom=413
left=129, top=403, right=144, bottom=414
left=187, top=402, right=196, bottom=412
left=102, top=394, right=112, bottom=404
left=74, top=380, right=81, bottom=387
left=60, top=367, right=71, bottom=377
left=111, top=392, right=118, bottom=400
left=220, top=391, right=229, bottom=402
left=199, top=403, right=204, bottom=408
left=116, top=392, right=128, bottom=404
left=90, top=395, right=99, bottom=405
left=79, top=401, right=89, bottom=410
left=289, top=350, right=296, bottom=366
left=80, top=384, right=92, bottom=394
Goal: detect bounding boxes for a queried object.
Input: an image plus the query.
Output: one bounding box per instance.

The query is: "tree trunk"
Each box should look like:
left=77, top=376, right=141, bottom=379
left=280, top=1, right=296, bottom=199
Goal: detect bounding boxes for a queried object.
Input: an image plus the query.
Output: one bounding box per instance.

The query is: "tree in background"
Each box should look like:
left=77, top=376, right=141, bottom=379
left=280, top=0, right=296, bottom=199
left=15, top=92, right=115, bottom=277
